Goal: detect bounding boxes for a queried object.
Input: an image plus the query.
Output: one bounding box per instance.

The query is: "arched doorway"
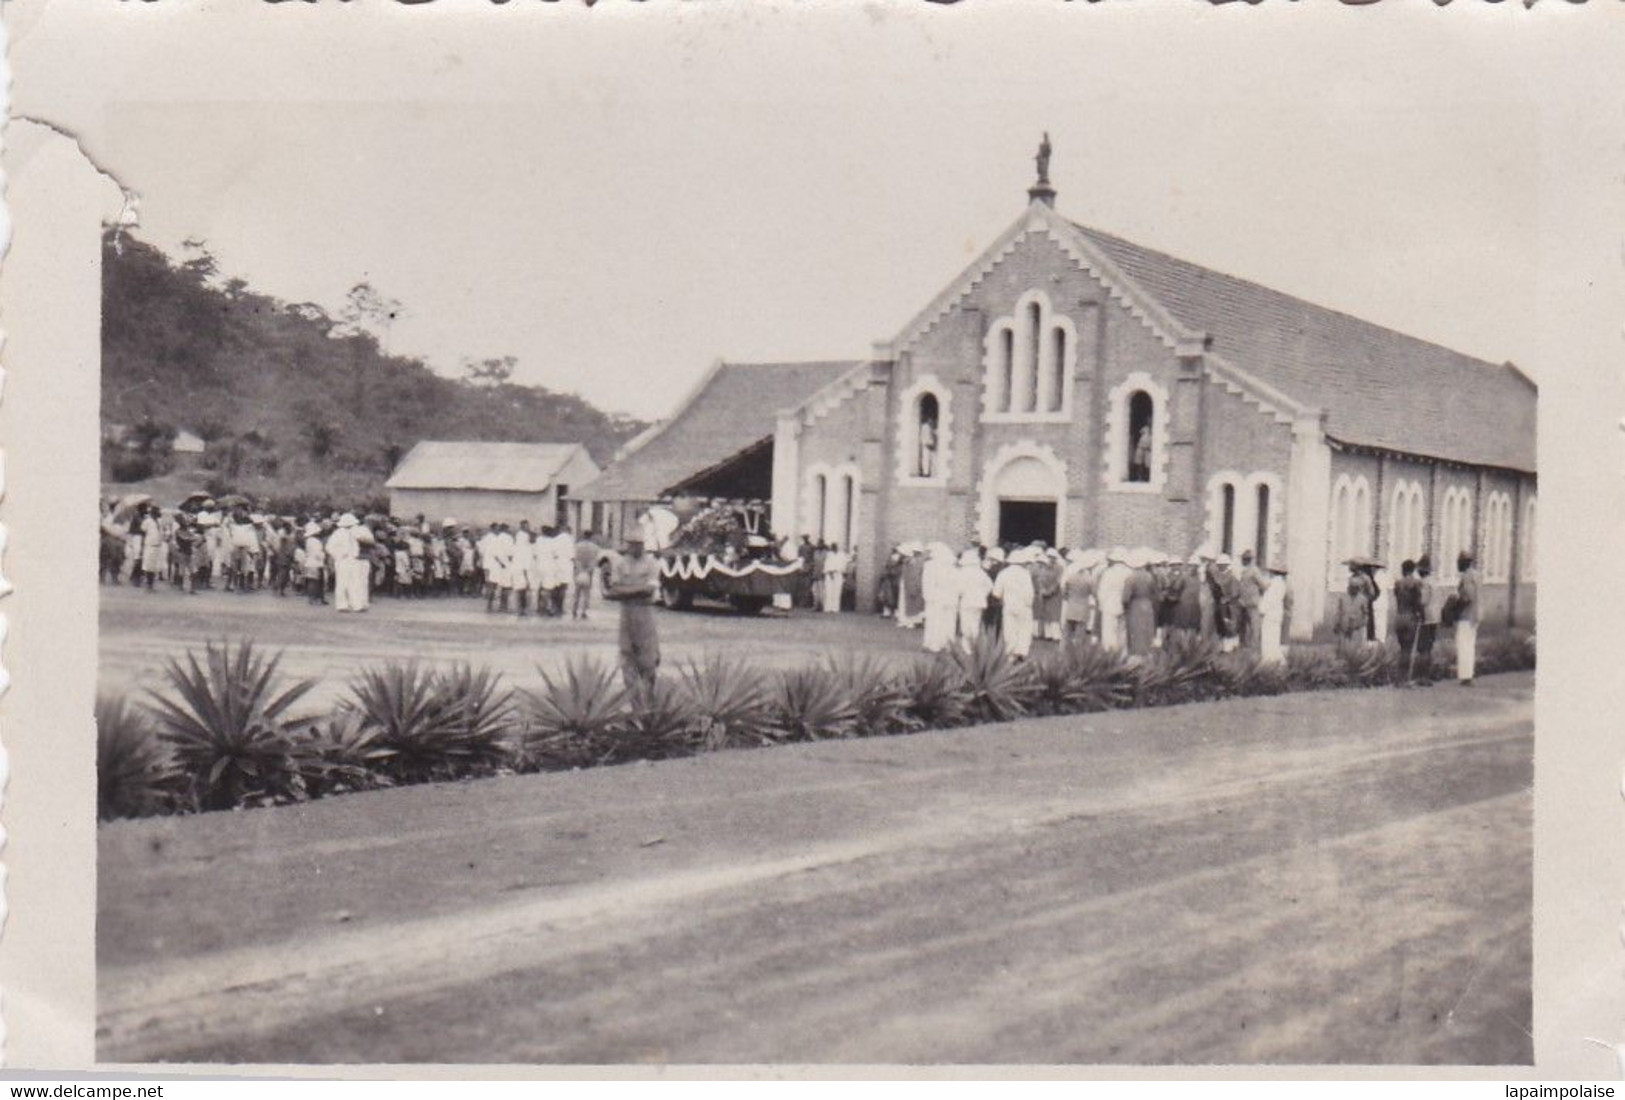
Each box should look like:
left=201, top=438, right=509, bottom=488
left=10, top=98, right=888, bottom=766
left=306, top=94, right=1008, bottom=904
left=986, top=451, right=1065, bottom=546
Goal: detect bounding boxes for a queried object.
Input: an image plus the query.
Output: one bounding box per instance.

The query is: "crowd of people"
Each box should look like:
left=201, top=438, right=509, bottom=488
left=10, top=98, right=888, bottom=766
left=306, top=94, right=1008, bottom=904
left=867, top=540, right=1486, bottom=686
left=870, top=541, right=1294, bottom=665
left=101, top=494, right=1487, bottom=686
left=98, top=497, right=614, bottom=619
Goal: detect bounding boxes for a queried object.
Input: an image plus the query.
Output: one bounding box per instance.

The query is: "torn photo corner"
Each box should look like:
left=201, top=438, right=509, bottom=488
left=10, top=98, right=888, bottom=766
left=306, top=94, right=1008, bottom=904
left=4, top=0, right=1625, bottom=1079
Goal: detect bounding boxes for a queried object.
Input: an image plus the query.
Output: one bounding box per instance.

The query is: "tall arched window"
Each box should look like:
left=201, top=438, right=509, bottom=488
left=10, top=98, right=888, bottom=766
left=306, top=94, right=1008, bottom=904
left=841, top=474, right=857, bottom=550
left=1388, top=480, right=1425, bottom=567
left=1438, top=486, right=1474, bottom=578
left=1482, top=491, right=1512, bottom=582
left=983, top=290, right=1075, bottom=421
left=1330, top=473, right=1372, bottom=585
left=1522, top=494, right=1537, bottom=581
left=896, top=375, right=952, bottom=486
left=1254, top=484, right=1271, bottom=568
left=1048, top=328, right=1067, bottom=413
left=810, top=473, right=828, bottom=541
left=1220, top=483, right=1237, bottom=555
left=998, top=327, right=1015, bottom=413
left=1127, top=392, right=1154, bottom=483
left=916, top=393, right=939, bottom=478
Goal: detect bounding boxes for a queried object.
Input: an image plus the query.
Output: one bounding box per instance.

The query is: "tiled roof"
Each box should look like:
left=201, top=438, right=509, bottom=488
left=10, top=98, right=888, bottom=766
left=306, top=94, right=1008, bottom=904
left=386, top=441, right=585, bottom=493
left=1073, top=223, right=1536, bottom=473
left=576, top=361, right=863, bottom=502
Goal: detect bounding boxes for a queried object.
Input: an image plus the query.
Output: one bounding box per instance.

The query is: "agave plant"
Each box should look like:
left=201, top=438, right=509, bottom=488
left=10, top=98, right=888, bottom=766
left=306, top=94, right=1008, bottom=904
left=296, top=709, right=396, bottom=798
left=1336, top=640, right=1394, bottom=687
left=1213, top=650, right=1289, bottom=698
left=97, top=691, right=178, bottom=820
left=898, top=656, right=972, bottom=730
left=949, top=636, right=1038, bottom=723
left=1131, top=646, right=1222, bottom=708
left=350, top=661, right=513, bottom=784
left=145, top=639, right=316, bottom=811
left=1286, top=647, right=1350, bottom=691
left=824, top=653, right=916, bottom=737
left=619, top=678, right=699, bottom=761
left=524, top=657, right=628, bottom=769
left=770, top=665, right=860, bottom=742
left=675, top=654, right=774, bottom=751
left=1031, top=640, right=1134, bottom=715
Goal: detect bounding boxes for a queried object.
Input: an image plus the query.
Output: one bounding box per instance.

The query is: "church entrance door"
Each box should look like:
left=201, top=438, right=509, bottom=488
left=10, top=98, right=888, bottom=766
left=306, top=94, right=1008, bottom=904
left=998, top=500, right=1057, bottom=546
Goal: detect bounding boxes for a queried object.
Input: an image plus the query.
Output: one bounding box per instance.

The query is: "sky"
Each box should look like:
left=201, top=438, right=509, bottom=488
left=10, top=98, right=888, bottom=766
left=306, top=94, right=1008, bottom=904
left=13, top=2, right=1557, bottom=421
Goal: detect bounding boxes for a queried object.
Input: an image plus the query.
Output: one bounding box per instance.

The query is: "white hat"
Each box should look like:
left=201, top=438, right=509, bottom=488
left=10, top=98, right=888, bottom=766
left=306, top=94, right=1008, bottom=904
left=1188, top=551, right=1206, bottom=566
left=1080, top=548, right=1105, bottom=569
left=958, top=549, right=981, bottom=567
left=1107, top=546, right=1128, bottom=564
left=1215, top=553, right=1233, bottom=567
left=304, top=522, right=321, bottom=537
left=442, top=518, right=458, bottom=528
left=988, top=546, right=1007, bottom=562
left=1066, top=548, right=1085, bottom=564
left=338, top=513, right=358, bottom=528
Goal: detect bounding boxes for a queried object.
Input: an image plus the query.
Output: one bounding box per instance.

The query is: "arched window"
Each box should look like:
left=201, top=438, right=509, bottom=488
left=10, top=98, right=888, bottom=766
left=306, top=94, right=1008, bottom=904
left=1482, top=491, right=1512, bottom=582
left=998, top=326, right=1014, bottom=413
left=1048, top=327, right=1067, bottom=413
left=916, top=393, right=939, bottom=478
left=1254, top=483, right=1271, bottom=568
left=982, top=290, right=1075, bottom=421
left=1105, top=373, right=1169, bottom=492
left=896, top=375, right=952, bottom=486
left=840, top=473, right=857, bottom=550
left=1438, top=486, right=1474, bottom=578
left=1388, top=480, right=1425, bottom=567
left=1329, top=473, right=1372, bottom=586
left=811, top=473, right=828, bottom=541
left=1127, top=392, right=1154, bottom=483
left=1221, top=483, right=1237, bottom=555
left=1522, top=494, right=1537, bottom=581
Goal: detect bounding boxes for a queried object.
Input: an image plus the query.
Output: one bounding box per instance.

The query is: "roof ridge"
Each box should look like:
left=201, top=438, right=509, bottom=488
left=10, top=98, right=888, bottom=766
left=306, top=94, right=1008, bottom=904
left=1071, top=220, right=1514, bottom=376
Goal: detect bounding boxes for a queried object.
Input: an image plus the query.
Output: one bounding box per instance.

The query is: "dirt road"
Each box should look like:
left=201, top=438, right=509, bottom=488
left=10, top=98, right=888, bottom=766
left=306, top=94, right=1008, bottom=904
left=98, top=673, right=1532, bottom=1066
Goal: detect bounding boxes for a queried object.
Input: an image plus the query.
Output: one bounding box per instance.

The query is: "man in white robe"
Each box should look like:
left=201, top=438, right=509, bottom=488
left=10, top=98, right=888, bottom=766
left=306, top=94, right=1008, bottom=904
left=920, top=543, right=958, bottom=653
left=992, top=548, right=1036, bottom=659
left=822, top=543, right=849, bottom=613
left=955, top=548, right=992, bottom=649
left=1258, top=565, right=1293, bottom=665
left=327, top=513, right=369, bottom=612
left=1096, top=548, right=1131, bottom=652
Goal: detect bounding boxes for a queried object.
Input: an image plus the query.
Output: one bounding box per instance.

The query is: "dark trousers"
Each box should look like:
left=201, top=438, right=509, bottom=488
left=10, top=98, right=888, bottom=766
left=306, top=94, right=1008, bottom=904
left=1395, top=616, right=1419, bottom=679
left=1414, top=623, right=1438, bottom=682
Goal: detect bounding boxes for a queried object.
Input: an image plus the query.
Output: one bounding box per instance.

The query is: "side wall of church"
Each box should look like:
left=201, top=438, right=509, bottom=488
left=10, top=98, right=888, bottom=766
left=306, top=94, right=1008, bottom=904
left=1324, top=448, right=1535, bottom=637
left=794, top=373, right=889, bottom=609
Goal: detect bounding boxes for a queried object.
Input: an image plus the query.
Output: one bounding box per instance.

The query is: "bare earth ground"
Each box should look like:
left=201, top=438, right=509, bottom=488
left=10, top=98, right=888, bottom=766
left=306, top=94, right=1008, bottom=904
left=99, top=583, right=926, bottom=708
left=97, top=581, right=1533, bottom=1067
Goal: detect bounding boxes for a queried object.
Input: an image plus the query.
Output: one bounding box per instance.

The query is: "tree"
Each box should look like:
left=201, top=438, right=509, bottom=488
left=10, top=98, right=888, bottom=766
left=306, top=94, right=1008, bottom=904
left=462, top=354, right=517, bottom=388
left=335, top=281, right=405, bottom=353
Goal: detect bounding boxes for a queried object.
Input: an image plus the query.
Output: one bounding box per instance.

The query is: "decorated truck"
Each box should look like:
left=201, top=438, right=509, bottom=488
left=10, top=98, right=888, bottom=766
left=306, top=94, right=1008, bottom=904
left=650, top=501, right=805, bottom=614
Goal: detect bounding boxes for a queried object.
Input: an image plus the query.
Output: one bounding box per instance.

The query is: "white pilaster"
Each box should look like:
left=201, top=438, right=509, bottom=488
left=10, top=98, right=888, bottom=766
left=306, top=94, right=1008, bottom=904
left=1286, top=413, right=1332, bottom=639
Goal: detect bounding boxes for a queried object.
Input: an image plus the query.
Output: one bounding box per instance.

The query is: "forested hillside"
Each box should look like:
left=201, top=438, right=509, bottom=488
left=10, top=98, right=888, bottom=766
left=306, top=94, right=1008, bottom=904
left=101, top=230, right=644, bottom=507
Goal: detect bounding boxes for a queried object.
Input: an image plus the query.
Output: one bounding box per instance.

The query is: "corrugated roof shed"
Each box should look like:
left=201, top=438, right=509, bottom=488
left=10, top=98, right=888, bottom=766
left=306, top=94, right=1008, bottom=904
left=386, top=441, right=585, bottom=493
left=1074, top=223, right=1536, bottom=473
left=577, top=361, right=862, bottom=502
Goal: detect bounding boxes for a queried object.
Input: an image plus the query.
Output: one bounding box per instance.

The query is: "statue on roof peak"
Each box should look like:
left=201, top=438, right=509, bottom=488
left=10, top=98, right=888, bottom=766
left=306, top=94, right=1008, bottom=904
left=1035, top=132, right=1052, bottom=186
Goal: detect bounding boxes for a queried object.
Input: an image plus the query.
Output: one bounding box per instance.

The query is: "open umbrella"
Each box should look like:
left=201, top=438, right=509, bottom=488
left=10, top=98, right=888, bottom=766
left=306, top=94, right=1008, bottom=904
left=216, top=493, right=250, bottom=509
left=112, top=493, right=153, bottom=522
left=180, top=491, right=213, bottom=509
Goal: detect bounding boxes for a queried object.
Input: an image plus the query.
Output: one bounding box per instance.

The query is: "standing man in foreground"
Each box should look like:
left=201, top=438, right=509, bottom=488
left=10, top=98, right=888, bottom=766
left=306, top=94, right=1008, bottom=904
left=606, top=532, right=661, bottom=691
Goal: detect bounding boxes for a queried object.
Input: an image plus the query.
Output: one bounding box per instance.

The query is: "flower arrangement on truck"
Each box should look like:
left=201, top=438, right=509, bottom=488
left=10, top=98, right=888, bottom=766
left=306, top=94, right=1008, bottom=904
left=645, top=500, right=804, bottom=615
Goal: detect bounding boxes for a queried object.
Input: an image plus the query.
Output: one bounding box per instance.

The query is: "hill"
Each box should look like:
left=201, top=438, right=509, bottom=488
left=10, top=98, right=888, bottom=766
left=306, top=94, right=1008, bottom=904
left=100, top=230, right=645, bottom=510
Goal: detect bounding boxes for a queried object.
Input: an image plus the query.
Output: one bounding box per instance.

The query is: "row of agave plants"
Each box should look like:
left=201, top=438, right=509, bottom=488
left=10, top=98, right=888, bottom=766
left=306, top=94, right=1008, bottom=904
left=98, top=631, right=1535, bottom=822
